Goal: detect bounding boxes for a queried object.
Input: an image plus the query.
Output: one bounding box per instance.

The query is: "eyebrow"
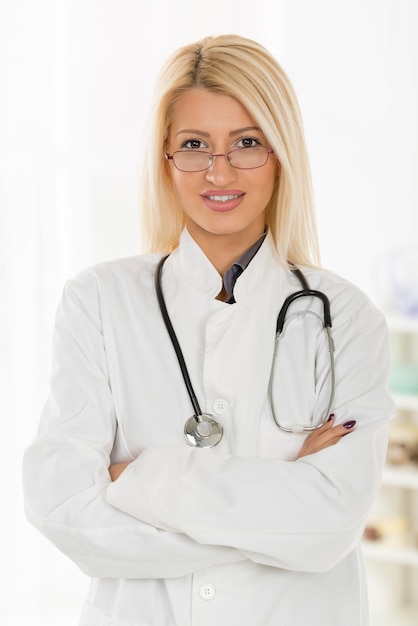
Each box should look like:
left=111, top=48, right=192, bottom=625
left=175, top=126, right=261, bottom=138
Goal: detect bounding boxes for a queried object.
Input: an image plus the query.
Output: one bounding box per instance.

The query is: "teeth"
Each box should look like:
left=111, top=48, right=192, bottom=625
left=208, top=194, right=240, bottom=202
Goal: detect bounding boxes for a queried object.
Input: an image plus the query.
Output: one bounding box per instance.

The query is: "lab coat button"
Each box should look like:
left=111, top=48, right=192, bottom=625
left=199, top=583, right=216, bottom=601
left=213, top=398, right=229, bottom=415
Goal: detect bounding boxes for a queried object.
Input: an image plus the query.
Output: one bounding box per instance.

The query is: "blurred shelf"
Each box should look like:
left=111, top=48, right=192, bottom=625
left=392, top=392, right=418, bottom=412
left=385, top=314, right=418, bottom=333
left=366, top=316, right=418, bottom=620
left=382, top=464, right=418, bottom=489
left=363, top=540, right=418, bottom=567
left=370, top=606, right=418, bottom=626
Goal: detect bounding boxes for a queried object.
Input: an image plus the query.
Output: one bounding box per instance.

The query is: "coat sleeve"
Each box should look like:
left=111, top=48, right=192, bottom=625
left=106, top=300, right=395, bottom=574
left=22, top=274, right=244, bottom=579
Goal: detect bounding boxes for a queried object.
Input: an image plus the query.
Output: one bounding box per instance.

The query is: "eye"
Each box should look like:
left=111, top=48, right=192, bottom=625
left=181, top=139, right=207, bottom=150
left=235, top=136, right=262, bottom=149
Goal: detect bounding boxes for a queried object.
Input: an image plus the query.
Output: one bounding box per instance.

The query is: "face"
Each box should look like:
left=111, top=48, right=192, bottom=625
left=165, top=89, right=278, bottom=251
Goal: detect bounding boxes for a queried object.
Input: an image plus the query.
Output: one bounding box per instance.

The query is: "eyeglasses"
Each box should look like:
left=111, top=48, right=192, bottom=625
left=165, top=146, right=274, bottom=172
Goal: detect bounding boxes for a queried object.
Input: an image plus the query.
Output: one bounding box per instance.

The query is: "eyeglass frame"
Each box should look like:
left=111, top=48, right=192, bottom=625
left=164, top=146, right=274, bottom=172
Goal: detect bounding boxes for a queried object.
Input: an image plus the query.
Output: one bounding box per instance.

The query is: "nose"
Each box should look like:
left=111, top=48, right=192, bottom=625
left=204, top=153, right=237, bottom=185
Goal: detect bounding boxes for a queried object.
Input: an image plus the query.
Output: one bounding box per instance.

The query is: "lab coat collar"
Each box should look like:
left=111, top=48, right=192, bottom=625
left=172, top=228, right=286, bottom=302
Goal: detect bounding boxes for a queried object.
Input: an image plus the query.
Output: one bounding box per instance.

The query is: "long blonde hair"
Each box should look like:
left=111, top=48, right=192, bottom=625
left=139, top=34, right=320, bottom=267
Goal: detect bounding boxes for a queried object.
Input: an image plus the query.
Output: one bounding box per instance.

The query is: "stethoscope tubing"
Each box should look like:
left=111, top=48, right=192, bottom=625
left=155, top=254, right=336, bottom=440
left=155, top=255, right=203, bottom=418
left=271, top=271, right=335, bottom=432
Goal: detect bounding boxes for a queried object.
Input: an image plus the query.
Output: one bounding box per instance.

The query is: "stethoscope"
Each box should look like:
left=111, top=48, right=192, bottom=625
left=155, top=255, right=336, bottom=448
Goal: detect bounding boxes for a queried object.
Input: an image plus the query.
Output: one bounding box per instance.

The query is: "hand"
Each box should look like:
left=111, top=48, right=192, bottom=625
left=109, top=462, right=131, bottom=482
left=296, top=416, right=356, bottom=460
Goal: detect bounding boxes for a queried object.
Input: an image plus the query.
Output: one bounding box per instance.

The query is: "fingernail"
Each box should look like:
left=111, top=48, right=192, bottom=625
left=327, top=414, right=335, bottom=422
left=343, top=420, right=356, bottom=429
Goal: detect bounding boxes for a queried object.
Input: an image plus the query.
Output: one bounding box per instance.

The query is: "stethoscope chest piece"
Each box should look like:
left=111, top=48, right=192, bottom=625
left=184, top=414, right=223, bottom=448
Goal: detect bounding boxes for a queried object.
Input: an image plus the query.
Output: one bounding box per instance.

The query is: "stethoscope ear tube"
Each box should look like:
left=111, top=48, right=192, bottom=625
left=276, top=288, right=332, bottom=334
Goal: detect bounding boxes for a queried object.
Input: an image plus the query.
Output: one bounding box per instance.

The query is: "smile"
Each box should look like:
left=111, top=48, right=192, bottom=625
left=206, top=194, right=243, bottom=202
left=201, top=190, right=246, bottom=212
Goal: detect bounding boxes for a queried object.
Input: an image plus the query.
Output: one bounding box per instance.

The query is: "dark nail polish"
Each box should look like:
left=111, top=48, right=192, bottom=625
left=327, top=414, right=335, bottom=422
left=343, top=420, right=356, bottom=429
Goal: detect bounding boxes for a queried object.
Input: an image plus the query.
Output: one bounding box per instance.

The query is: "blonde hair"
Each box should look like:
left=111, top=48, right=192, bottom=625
left=139, top=34, right=320, bottom=267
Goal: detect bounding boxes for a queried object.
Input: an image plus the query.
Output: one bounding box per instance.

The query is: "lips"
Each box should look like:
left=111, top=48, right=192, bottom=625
left=206, top=193, right=242, bottom=202
left=201, top=190, right=245, bottom=212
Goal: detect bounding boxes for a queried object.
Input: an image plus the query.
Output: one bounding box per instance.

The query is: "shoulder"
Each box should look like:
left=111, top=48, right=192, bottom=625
left=59, top=253, right=165, bottom=314
left=68, top=253, right=162, bottom=289
left=298, top=266, right=386, bottom=329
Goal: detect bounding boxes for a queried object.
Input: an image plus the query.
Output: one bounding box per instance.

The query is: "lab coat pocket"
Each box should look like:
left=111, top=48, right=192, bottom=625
left=79, top=602, right=149, bottom=626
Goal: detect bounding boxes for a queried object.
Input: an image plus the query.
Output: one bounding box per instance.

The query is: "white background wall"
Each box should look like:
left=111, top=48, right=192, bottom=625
left=1, top=0, right=417, bottom=623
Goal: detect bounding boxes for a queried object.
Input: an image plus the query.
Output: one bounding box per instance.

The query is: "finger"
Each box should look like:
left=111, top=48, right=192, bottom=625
left=322, top=420, right=357, bottom=440
left=342, top=420, right=356, bottom=432
left=297, top=419, right=356, bottom=458
left=296, top=417, right=357, bottom=459
left=314, top=418, right=356, bottom=438
left=304, top=415, right=335, bottom=440
left=318, top=420, right=357, bottom=447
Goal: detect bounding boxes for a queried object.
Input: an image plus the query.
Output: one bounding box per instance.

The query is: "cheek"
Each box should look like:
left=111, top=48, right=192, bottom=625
left=169, top=171, right=200, bottom=214
left=268, top=166, right=279, bottom=198
left=253, top=169, right=277, bottom=206
left=169, top=170, right=180, bottom=196
left=169, top=170, right=186, bottom=202
left=267, top=161, right=279, bottom=188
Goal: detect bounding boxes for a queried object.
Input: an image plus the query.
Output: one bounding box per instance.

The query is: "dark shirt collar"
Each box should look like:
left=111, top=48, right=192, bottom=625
left=223, top=231, right=267, bottom=303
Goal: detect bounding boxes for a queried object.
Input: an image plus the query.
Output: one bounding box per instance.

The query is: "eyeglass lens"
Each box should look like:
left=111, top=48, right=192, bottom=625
left=172, top=146, right=270, bottom=171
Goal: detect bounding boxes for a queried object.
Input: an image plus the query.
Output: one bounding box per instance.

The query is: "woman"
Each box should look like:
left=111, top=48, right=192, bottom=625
left=23, top=35, right=394, bottom=625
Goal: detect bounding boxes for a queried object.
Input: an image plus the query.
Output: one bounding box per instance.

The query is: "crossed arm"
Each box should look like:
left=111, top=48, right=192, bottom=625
left=109, top=416, right=356, bottom=481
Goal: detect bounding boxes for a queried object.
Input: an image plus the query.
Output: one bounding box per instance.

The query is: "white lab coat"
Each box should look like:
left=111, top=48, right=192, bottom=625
left=23, top=229, right=395, bottom=626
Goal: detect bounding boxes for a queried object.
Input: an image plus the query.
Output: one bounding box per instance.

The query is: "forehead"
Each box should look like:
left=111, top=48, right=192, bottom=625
left=170, top=89, right=257, bottom=133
